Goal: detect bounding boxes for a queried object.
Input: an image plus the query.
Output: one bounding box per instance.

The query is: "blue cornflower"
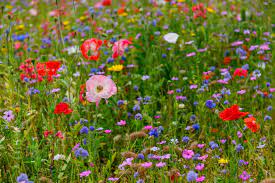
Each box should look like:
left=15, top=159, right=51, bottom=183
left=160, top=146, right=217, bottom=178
left=74, top=147, right=89, bottom=158
left=135, top=113, right=143, bottom=120
left=89, top=126, right=95, bottom=131
left=186, top=170, right=198, bottom=182
left=236, top=144, right=244, bottom=152
left=149, top=128, right=159, bottom=138
left=137, top=153, right=144, bottom=160
left=80, top=126, right=89, bottom=134
left=133, top=104, right=140, bottom=111
left=192, top=124, right=200, bottom=130
left=205, top=100, right=216, bottom=109
left=182, top=136, right=190, bottom=143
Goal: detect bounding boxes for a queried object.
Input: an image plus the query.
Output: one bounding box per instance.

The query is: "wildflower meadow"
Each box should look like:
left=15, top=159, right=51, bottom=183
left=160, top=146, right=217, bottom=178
left=0, top=0, right=274, bottom=182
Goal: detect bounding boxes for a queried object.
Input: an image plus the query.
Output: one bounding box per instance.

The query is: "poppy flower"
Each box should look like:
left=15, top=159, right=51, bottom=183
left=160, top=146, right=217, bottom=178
left=219, top=105, right=248, bottom=121
left=86, top=75, right=117, bottom=106
left=112, top=39, right=132, bottom=59
left=233, top=68, right=248, bottom=78
left=80, top=38, right=103, bottom=60
left=244, top=117, right=260, bottom=132
left=54, top=102, right=73, bottom=114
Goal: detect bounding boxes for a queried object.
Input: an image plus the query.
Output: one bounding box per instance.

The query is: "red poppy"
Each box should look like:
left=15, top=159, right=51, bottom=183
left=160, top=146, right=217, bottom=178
left=233, top=68, right=248, bottom=78
left=219, top=105, right=249, bottom=121
left=244, top=117, right=260, bottom=132
left=54, top=102, right=73, bottom=114
left=223, top=57, right=231, bottom=65
left=102, top=0, right=111, bottom=6
left=45, top=61, right=61, bottom=76
left=80, top=38, right=103, bottom=60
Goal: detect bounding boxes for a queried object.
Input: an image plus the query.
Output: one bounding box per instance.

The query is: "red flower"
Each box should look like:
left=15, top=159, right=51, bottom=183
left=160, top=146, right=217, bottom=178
left=55, top=131, right=64, bottom=139
left=192, top=3, right=206, bottom=19
left=45, top=61, right=61, bottom=76
left=244, top=117, right=260, bottom=132
left=219, top=105, right=248, bottom=121
left=102, top=0, right=111, bottom=6
left=44, top=130, right=53, bottom=138
left=80, top=38, right=103, bottom=60
left=233, top=68, right=248, bottom=78
left=54, top=102, right=73, bottom=114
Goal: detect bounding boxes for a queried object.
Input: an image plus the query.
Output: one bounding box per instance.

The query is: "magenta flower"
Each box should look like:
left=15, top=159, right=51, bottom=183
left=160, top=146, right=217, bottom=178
left=86, top=75, right=117, bottom=106
left=239, top=171, right=250, bottom=181
left=79, top=170, right=91, bottom=177
left=182, top=149, right=194, bottom=159
left=104, top=130, right=112, bottom=134
left=196, top=175, right=205, bottom=182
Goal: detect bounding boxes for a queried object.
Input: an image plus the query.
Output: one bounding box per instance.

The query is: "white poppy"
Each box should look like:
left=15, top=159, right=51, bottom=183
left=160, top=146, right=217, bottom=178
left=163, top=33, right=179, bottom=43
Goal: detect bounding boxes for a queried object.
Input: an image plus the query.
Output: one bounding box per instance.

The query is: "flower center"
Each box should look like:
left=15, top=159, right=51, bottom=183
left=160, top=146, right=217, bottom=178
left=96, top=85, right=103, bottom=93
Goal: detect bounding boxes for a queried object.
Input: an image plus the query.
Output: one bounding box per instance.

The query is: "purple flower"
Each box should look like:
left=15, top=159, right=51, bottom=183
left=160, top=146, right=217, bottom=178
left=3, top=110, right=14, bottom=122
left=239, top=171, right=250, bottom=181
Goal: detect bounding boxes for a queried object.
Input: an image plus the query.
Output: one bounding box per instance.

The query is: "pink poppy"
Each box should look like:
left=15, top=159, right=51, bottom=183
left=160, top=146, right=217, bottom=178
left=81, top=38, right=103, bottom=60
left=86, top=75, right=117, bottom=106
left=112, top=39, right=132, bottom=59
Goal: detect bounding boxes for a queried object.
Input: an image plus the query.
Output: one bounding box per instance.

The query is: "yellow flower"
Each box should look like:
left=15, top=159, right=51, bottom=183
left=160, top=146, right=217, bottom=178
left=63, top=21, right=70, bottom=26
left=178, top=0, right=185, bottom=2
left=108, top=65, right=124, bottom=72
left=218, top=158, right=229, bottom=164
left=207, top=7, right=215, bottom=13
left=16, top=25, right=25, bottom=31
left=119, top=13, right=128, bottom=17
left=6, top=5, right=13, bottom=9
left=79, top=16, right=87, bottom=21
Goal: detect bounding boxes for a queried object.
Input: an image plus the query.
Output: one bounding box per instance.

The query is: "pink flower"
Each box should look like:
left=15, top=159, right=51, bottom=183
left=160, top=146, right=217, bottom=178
left=144, top=125, right=153, bottom=130
left=86, top=75, right=117, bottom=106
left=195, top=163, right=205, bottom=171
left=112, top=39, right=132, bottom=59
left=197, top=144, right=205, bottom=148
left=198, top=154, right=208, bottom=161
left=79, top=170, right=91, bottom=177
left=108, top=177, right=119, bottom=181
left=196, top=176, right=205, bottom=182
left=167, top=90, right=174, bottom=94
left=156, top=162, right=166, bottom=168
left=186, top=52, right=196, bottom=57
left=116, top=120, right=126, bottom=126
left=104, top=130, right=112, bottom=134
left=182, top=149, right=194, bottom=159
left=141, top=162, right=153, bottom=168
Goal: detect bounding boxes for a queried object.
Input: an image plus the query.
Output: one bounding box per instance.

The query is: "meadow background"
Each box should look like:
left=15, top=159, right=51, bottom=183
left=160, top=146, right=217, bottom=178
left=0, top=0, right=274, bottom=182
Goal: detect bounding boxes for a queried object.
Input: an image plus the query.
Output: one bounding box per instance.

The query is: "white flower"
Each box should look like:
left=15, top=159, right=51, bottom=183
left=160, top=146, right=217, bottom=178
left=65, top=46, right=80, bottom=55
left=54, top=154, right=66, bottom=161
left=163, top=33, right=179, bottom=44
